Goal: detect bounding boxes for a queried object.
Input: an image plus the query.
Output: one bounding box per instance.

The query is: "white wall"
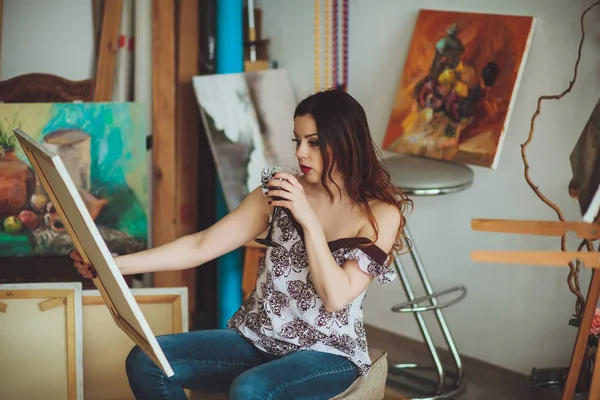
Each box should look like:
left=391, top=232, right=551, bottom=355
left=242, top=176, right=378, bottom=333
left=257, top=0, right=600, bottom=375
left=4, top=0, right=600, bottom=377
left=1, top=0, right=94, bottom=80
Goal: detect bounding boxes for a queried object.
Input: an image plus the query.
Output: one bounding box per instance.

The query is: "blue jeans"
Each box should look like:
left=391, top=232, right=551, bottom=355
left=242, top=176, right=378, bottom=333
left=125, top=328, right=359, bottom=399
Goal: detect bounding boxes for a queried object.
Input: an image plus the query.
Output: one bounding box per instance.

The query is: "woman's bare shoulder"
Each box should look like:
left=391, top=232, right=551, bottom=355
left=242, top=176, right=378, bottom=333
left=359, top=199, right=402, bottom=252
left=370, top=198, right=401, bottom=217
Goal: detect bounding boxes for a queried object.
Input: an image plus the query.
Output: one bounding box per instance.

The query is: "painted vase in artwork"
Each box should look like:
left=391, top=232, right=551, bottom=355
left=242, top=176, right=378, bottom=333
left=43, top=129, right=92, bottom=190
left=0, top=149, right=35, bottom=218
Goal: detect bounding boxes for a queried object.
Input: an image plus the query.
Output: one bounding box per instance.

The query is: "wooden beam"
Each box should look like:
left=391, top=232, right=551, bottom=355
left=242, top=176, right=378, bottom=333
left=471, top=250, right=600, bottom=267
left=93, top=0, right=122, bottom=101
left=0, top=0, right=4, bottom=77
left=151, top=0, right=178, bottom=286
left=171, top=0, right=201, bottom=322
left=472, top=218, right=600, bottom=239
left=91, top=0, right=104, bottom=57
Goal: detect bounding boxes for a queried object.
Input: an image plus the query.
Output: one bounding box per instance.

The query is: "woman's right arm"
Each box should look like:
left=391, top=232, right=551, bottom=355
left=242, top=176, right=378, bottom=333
left=72, top=186, right=271, bottom=277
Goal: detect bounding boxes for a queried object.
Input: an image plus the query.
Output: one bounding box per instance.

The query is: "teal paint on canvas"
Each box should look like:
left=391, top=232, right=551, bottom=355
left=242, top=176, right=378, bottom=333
left=0, top=102, right=149, bottom=257
left=41, top=103, right=148, bottom=239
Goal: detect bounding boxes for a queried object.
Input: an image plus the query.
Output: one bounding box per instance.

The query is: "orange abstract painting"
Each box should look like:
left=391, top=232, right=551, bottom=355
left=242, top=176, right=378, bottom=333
left=382, top=9, right=536, bottom=168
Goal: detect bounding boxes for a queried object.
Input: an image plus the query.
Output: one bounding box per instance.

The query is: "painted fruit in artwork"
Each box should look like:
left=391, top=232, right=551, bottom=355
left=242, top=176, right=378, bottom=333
left=0, top=149, right=35, bottom=218
left=3, top=216, right=22, bottom=233
left=30, top=193, right=49, bottom=212
left=18, top=210, right=39, bottom=230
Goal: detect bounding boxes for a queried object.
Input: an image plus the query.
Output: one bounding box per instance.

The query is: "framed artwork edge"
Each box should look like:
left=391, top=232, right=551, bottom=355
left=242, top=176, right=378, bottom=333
left=490, top=15, right=537, bottom=170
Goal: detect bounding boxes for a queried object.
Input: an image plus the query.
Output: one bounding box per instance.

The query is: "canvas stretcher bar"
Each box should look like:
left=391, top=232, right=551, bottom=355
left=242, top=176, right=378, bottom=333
left=12, top=128, right=174, bottom=377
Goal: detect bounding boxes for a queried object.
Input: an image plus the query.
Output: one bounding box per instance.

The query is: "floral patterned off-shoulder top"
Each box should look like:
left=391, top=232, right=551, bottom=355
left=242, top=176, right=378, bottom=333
left=227, top=206, right=396, bottom=376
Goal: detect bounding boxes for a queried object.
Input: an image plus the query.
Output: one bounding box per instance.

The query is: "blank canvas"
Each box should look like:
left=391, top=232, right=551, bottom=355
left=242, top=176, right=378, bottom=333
left=82, top=288, right=188, bottom=400
left=0, top=282, right=83, bottom=400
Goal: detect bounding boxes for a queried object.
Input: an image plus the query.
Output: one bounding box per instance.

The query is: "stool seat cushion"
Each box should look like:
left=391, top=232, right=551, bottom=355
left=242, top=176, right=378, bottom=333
left=330, top=348, right=388, bottom=400
left=383, top=155, right=474, bottom=194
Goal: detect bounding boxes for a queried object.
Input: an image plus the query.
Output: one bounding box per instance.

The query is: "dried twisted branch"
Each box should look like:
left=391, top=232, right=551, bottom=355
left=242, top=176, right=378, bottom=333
left=520, top=0, right=600, bottom=321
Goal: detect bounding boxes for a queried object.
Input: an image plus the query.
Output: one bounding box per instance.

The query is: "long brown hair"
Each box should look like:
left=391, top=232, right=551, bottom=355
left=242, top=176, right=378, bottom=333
left=294, top=89, right=413, bottom=255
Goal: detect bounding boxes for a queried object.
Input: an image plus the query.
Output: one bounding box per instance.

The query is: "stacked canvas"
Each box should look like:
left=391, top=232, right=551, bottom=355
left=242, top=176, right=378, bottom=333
left=0, top=283, right=84, bottom=400
left=0, top=127, right=187, bottom=399
left=0, top=283, right=188, bottom=400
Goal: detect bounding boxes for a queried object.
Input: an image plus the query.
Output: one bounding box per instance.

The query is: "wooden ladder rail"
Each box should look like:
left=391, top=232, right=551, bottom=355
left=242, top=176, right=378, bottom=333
left=471, top=218, right=600, bottom=400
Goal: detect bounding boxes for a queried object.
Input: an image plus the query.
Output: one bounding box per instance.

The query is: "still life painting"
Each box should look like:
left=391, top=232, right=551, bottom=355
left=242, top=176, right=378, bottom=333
left=192, top=69, right=297, bottom=212
left=382, top=9, right=536, bottom=168
left=0, top=103, right=148, bottom=257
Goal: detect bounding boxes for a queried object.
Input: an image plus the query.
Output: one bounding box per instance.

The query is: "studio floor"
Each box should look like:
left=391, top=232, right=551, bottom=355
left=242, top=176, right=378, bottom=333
left=366, top=325, right=531, bottom=400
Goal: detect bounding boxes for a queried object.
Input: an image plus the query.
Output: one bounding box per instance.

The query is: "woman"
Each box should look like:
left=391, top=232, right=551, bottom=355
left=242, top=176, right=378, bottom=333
left=72, top=89, right=412, bottom=399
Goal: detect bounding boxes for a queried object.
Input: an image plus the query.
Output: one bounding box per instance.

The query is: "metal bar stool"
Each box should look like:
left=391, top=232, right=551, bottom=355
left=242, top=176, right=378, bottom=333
left=383, top=155, right=472, bottom=400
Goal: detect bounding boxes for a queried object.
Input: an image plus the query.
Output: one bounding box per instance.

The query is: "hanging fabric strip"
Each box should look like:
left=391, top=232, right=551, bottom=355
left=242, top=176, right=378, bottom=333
left=329, top=0, right=348, bottom=91
left=316, top=0, right=346, bottom=92
left=332, top=0, right=338, bottom=87
left=314, top=0, right=321, bottom=92
left=324, top=0, right=332, bottom=89
left=342, top=0, right=349, bottom=91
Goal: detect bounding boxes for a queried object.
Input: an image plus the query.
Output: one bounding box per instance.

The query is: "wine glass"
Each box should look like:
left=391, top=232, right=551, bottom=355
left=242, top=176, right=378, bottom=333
left=255, top=165, right=300, bottom=247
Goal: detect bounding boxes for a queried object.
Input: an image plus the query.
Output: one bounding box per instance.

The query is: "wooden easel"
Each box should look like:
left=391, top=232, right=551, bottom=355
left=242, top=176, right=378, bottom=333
left=471, top=218, right=600, bottom=399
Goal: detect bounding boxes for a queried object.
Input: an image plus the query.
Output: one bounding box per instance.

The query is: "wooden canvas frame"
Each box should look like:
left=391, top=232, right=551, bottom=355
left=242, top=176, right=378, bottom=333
left=12, top=128, right=173, bottom=377
left=0, top=282, right=83, bottom=400
left=83, top=287, right=189, bottom=333
left=82, top=288, right=188, bottom=399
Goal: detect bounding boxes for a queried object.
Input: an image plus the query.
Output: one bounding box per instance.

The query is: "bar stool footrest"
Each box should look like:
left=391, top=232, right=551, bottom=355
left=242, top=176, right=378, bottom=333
left=387, top=363, right=467, bottom=400
left=391, top=285, right=467, bottom=313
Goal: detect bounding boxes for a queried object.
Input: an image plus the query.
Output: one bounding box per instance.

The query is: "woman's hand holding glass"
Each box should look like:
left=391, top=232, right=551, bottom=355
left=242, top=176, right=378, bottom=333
left=255, top=165, right=301, bottom=247
left=266, top=172, right=317, bottom=229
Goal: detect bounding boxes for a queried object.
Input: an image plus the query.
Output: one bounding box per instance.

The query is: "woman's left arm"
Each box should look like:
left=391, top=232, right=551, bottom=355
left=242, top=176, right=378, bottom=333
left=302, top=204, right=400, bottom=311
left=267, top=173, right=401, bottom=312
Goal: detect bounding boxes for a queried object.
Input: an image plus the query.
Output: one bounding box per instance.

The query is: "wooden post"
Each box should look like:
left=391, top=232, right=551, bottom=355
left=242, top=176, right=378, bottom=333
left=151, top=0, right=178, bottom=284
left=563, top=270, right=600, bottom=399
left=242, top=241, right=265, bottom=299
left=91, top=0, right=104, bottom=56
left=0, top=0, right=4, bottom=76
left=173, top=0, right=201, bottom=324
left=93, top=0, right=123, bottom=101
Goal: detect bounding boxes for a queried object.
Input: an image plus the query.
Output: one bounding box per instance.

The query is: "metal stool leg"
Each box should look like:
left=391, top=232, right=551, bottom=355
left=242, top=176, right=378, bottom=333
left=387, top=224, right=467, bottom=400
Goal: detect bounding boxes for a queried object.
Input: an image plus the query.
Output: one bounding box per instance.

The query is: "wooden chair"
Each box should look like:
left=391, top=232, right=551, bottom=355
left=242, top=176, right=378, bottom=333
left=0, top=73, right=95, bottom=103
